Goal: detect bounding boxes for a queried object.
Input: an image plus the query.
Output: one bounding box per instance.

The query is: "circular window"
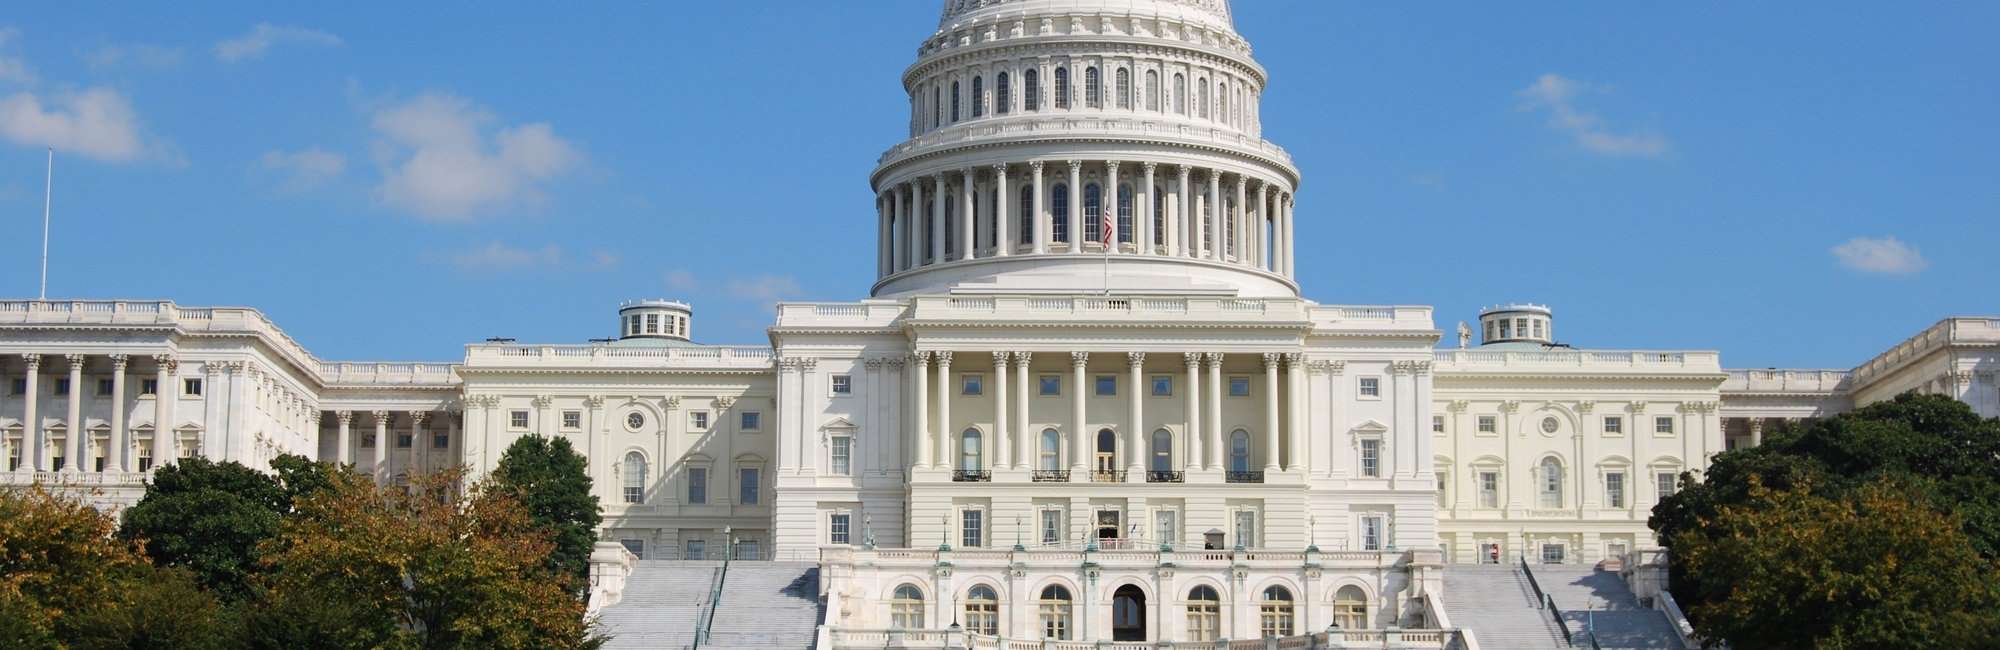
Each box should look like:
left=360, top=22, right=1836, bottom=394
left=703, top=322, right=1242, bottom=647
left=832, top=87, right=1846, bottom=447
left=626, top=412, right=645, bottom=430
left=1540, top=417, right=1560, bottom=434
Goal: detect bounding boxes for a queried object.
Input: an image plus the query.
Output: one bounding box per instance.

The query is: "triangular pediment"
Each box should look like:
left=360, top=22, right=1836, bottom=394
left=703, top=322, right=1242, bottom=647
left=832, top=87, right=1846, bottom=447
left=1349, top=419, right=1389, bottom=434
left=820, top=416, right=858, bottom=431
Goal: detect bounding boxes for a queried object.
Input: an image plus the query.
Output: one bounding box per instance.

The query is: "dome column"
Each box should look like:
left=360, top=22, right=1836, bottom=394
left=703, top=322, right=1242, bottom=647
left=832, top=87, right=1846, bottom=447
left=1206, top=171, right=1223, bottom=261
left=893, top=185, right=910, bottom=272
left=959, top=168, right=975, bottom=260
left=930, top=174, right=946, bottom=265
left=1066, top=160, right=1083, bottom=254
left=910, top=180, right=925, bottom=269
left=1234, top=176, right=1248, bottom=264
left=1105, top=160, right=1121, bottom=252
left=1030, top=162, right=1047, bottom=254
left=877, top=193, right=891, bottom=277
left=1283, top=193, right=1296, bottom=277
left=1176, top=165, right=1192, bottom=257
left=1254, top=181, right=1269, bottom=271
left=1140, top=162, right=1157, bottom=255
left=993, top=164, right=1011, bottom=257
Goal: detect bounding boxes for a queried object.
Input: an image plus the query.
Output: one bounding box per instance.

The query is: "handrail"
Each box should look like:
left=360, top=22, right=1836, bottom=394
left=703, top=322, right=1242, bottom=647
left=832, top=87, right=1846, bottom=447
left=1518, top=557, right=1574, bottom=645
left=694, top=557, right=729, bottom=649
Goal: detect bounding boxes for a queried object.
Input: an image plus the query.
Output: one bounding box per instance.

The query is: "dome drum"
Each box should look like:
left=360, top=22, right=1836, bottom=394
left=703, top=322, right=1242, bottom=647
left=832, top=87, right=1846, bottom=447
left=618, top=299, right=694, bottom=342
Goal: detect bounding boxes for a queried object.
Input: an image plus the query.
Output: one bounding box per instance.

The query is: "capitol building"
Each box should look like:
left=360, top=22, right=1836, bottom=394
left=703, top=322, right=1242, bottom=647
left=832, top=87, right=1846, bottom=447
left=3, top=1, right=1993, bottom=648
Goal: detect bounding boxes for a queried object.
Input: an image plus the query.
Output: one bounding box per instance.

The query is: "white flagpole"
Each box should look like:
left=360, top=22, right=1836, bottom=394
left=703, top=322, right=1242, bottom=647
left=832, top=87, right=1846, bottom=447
left=40, top=147, right=52, bottom=301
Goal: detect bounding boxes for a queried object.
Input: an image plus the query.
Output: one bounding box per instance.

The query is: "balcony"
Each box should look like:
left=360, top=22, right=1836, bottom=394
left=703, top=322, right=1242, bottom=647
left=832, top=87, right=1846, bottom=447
left=1146, top=470, right=1185, bottom=483
left=1092, top=470, right=1127, bottom=483
left=1030, top=470, right=1069, bottom=482
left=951, top=470, right=991, bottom=483
left=1225, top=471, right=1265, bottom=484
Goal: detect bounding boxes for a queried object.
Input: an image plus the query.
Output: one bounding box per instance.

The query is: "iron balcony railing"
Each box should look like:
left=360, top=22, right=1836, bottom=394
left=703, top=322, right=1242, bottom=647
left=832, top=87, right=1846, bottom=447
left=1146, top=470, right=1185, bottom=483
left=951, top=470, right=991, bottom=482
left=1225, top=470, right=1265, bottom=484
left=1030, top=470, right=1070, bottom=482
left=1092, top=470, right=1127, bottom=483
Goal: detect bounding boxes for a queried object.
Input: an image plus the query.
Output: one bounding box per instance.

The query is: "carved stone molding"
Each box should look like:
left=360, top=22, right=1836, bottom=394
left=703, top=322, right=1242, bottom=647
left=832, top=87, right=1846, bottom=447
left=1127, top=351, right=1145, bottom=368
left=1184, top=352, right=1202, bottom=368
left=335, top=411, right=354, bottom=425
left=1575, top=401, right=1596, bottom=413
left=1261, top=352, right=1280, bottom=370
left=1070, top=351, right=1089, bottom=368
left=1447, top=400, right=1469, bottom=413
left=662, top=396, right=682, bottom=411
left=935, top=351, right=954, bottom=367
left=108, top=354, right=129, bottom=370
left=1498, top=400, right=1520, bottom=413
left=715, top=396, right=736, bottom=410
left=1012, top=351, right=1033, bottom=367
left=584, top=395, right=606, bottom=408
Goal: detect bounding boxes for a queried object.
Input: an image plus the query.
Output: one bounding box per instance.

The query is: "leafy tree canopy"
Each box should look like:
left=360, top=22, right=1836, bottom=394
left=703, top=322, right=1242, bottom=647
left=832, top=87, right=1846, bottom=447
left=116, top=454, right=340, bottom=599
left=490, top=435, right=602, bottom=587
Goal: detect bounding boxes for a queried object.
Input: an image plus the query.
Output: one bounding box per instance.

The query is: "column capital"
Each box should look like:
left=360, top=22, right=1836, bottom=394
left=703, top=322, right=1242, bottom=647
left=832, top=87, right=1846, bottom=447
left=1261, top=352, right=1280, bottom=370
left=22, top=352, right=42, bottom=369
left=909, top=350, right=932, bottom=366
left=407, top=410, right=430, bottom=425
left=63, top=353, right=86, bottom=367
left=935, top=350, right=954, bottom=367
left=151, top=353, right=175, bottom=372
left=1446, top=400, right=1470, bottom=413
left=585, top=395, right=606, bottom=408
left=1029, top=160, right=1045, bottom=174
left=991, top=162, right=1008, bottom=176
left=1281, top=352, right=1303, bottom=366
left=1184, top=352, right=1202, bottom=369
left=1127, top=351, right=1145, bottom=368
left=531, top=395, right=553, bottom=408
left=1105, top=160, right=1121, bottom=172
left=1070, top=351, right=1089, bottom=368
left=663, top=396, right=682, bottom=411
left=371, top=410, right=392, bottom=423
left=1575, top=401, right=1596, bottom=414
left=1011, top=351, right=1033, bottom=367
left=960, top=167, right=976, bottom=180
left=1234, top=175, right=1247, bottom=190
left=1141, top=161, right=1158, bottom=173
left=108, top=354, right=130, bottom=370
left=336, top=410, right=354, bottom=425
left=1203, top=352, right=1224, bottom=368
left=1065, top=159, right=1081, bottom=172
left=993, top=351, right=1010, bottom=366
left=714, top=395, right=736, bottom=410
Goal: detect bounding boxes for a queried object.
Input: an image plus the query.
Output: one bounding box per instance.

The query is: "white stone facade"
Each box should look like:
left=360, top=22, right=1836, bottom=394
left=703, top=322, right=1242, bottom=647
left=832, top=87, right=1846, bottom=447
left=2, top=1, right=1994, bottom=646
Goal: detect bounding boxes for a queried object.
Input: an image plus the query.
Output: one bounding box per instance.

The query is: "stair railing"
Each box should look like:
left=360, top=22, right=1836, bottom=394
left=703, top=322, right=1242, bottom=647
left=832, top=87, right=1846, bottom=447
left=1518, top=556, right=1575, bottom=645
left=693, top=557, right=730, bottom=649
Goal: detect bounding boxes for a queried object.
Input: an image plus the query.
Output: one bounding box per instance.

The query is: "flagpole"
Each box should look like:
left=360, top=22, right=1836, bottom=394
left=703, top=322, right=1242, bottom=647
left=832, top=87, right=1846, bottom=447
left=40, top=147, right=52, bottom=301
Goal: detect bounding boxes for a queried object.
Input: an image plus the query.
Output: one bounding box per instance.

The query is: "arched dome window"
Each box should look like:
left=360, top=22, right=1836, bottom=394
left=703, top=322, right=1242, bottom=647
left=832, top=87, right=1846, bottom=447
left=1186, top=585, right=1221, bottom=641
left=1040, top=428, right=1062, bottom=471
left=1145, top=70, right=1159, bottom=111
left=1229, top=429, right=1251, bottom=473
left=1198, top=78, right=1210, bottom=118
left=951, top=80, right=961, bottom=122
left=944, top=198, right=957, bottom=257
left=1224, top=195, right=1237, bottom=256
left=891, top=584, right=925, bottom=628
left=1039, top=585, right=1074, bottom=640
left=995, top=72, right=1010, bottom=115
left=1217, top=81, right=1230, bottom=122
left=1152, top=185, right=1167, bottom=245
left=1024, top=68, right=1040, bottom=111
left=1051, top=184, right=1070, bottom=243
left=1054, top=67, right=1071, bottom=109
left=961, top=428, right=983, bottom=471
left=1260, top=586, right=1296, bottom=638
left=1115, top=68, right=1131, bottom=109
left=1018, top=184, right=1035, bottom=244
left=621, top=451, right=646, bottom=504
left=965, top=585, right=999, bottom=635
left=1116, top=184, right=1134, bottom=243
left=1540, top=457, right=1564, bottom=508
left=1174, top=73, right=1188, bottom=114
left=1082, top=183, right=1102, bottom=243
left=971, top=76, right=984, bottom=118
left=1151, top=429, right=1173, bottom=471
left=1084, top=67, right=1101, bottom=108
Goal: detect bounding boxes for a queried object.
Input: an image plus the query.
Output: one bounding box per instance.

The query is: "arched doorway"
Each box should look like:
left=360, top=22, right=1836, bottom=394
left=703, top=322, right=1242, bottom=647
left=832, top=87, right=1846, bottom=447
left=1112, top=584, right=1147, bottom=641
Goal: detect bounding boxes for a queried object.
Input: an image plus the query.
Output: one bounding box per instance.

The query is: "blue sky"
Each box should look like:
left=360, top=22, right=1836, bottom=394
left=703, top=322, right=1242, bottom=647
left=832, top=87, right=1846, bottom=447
left=1, top=2, right=1993, bottom=368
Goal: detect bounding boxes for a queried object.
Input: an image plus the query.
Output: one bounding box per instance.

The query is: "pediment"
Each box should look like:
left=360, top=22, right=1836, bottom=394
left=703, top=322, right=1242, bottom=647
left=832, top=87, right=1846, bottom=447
left=1348, top=419, right=1389, bottom=434
left=821, top=416, right=859, bottom=431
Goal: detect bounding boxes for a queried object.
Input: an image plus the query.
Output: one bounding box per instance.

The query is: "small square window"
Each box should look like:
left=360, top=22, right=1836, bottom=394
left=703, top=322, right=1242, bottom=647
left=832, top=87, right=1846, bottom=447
left=397, top=434, right=413, bottom=448
left=1657, top=472, right=1678, bottom=498
left=182, top=378, right=203, bottom=397
left=96, top=378, right=115, bottom=397
left=690, top=411, right=710, bottom=430
left=1039, top=375, right=1061, bottom=396
left=1150, top=375, right=1173, bottom=397
left=509, top=410, right=530, bottom=429
left=1228, top=377, right=1250, bottom=397
left=433, top=433, right=450, bottom=449
left=1432, top=415, right=1445, bottom=433
left=1094, top=375, right=1116, bottom=396
left=1604, top=416, right=1624, bottom=435
left=1358, top=377, right=1380, bottom=398
left=561, top=411, right=582, bottom=430
left=1477, top=415, right=1497, bottom=433
left=962, top=374, right=984, bottom=396
left=831, top=375, right=852, bottom=395
left=1654, top=416, right=1675, bottom=434
left=740, top=411, right=762, bottom=431
left=138, top=379, right=157, bottom=396
left=55, top=379, right=71, bottom=396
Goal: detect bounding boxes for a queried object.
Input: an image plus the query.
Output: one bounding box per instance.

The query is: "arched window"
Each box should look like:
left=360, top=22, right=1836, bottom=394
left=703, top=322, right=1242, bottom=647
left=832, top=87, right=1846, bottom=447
left=891, top=584, right=926, bottom=629
left=1224, top=195, right=1237, bottom=256
left=1198, top=78, right=1210, bottom=118
left=1084, top=67, right=1101, bottom=108
left=1083, top=183, right=1102, bottom=244
left=621, top=452, right=646, bottom=504
left=986, top=189, right=998, bottom=250
left=1151, top=429, right=1172, bottom=471
left=1115, top=68, right=1131, bottom=109
left=1025, top=68, right=1041, bottom=111
left=1540, top=457, right=1564, bottom=508
left=1040, top=429, right=1062, bottom=471
left=1174, top=73, right=1188, bottom=114
left=1051, top=184, right=1070, bottom=243
left=1095, top=428, right=1116, bottom=475
left=971, top=76, right=984, bottom=117
left=1054, top=67, right=1071, bottom=109
left=1116, top=183, right=1134, bottom=244
left=1229, top=430, right=1250, bottom=473
left=1333, top=586, right=1367, bottom=629
left=1186, top=585, right=1221, bottom=641
left=1153, top=185, right=1167, bottom=245
left=966, top=585, right=999, bottom=635
left=1259, top=586, right=1295, bottom=638
left=1217, top=81, right=1229, bottom=122
left=944, top=197, right=957, bottom=258
left=951, top=81, right=961, bottom=122
left=933, top=86, right=942, bottom=129
left=1018, top=184, right=1035, bottom=244
left=923, top=203, right=936, bottom=262
left=961, top=428, right=983, bottom=471
left=1039, top=585, right=1073, bottom=640
left=1145, top=70, right=1159, bottom=111
left=995, top=73, right=1010, bottom=115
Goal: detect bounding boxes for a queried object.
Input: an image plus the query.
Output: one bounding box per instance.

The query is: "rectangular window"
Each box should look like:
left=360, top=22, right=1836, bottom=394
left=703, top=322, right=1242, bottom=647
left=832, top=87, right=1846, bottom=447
left=1359, top=439, right=1381, bottom=478
left=1039, top=375, right=1061, bottom=396
left=961, top=510, right=984, bottom=548
left=620, top=539, right=645, bottom=559
left=1154, top=510, right=1177, bottom=546
left=96, top=378, right=115, bottom=396
left=831, top=375, right=852, bottom=395
left=1657, top=472, right=1677, bottom=499
left=735, top=540, right=759, bottom=561
left=830, top=436, right=852, bottom=475
left=1432, top=415, right=1445, bottom=433
left=962, top=374, right=984, bottom=396
left=182, top=378, right=202, bottom=397
left=1094, top=375, right=1116, bottom=396
left=362, top=434, right=376, bottom=449
left=433, top=433, right=450, bottom=449
left=645, top=314, right=659, bottom=334
left=561, top=411, right=581, bottom=429
left=685, top=539, right=706, bottom=561
left=1606, top=472, right=1626, bottom=508
left=738, top=468, right=760, bottom=505
left=1655, top=416, right=1675, bottom=434
left=1358, top=377, right=1380, bottom=398
left=1150, top=375, right=1173, bottom=397
left=1233, top=511, right=1257, bottom=548
left=54, top=379, right=70, bottom=396
left=740, top=411, right=762, bottom=431
left=1228, top=377, right=1250, bottom=397
left=138, top=379, right=156, bottom=396
left=509, top=410, right=530, bottom=429
left=9, top=378, right=24, bottom=395
left=1604, top=416, right=1624, bottom=435
left=396, top=434, right=412, bottom=449
left=1479, top=471, right=1500, bottom=508
left=1361, top=516, right=1383, bottom=551
left=690, top=411, right=710, bottom=431
left=829, top=513, right=851, bottom=545
left=1040, top=509, right=1062, bottom=545
left=688, top=467, right=708, bottom=504
left=1477, top=416, right=1497, bottom=434
left=1542, top=543, right=1566, bottom=564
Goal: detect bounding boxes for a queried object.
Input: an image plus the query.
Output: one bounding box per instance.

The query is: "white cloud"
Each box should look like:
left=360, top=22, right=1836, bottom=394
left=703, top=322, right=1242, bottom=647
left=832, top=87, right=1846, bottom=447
left=663, top=269, right=699, bottom=292
left=0, top=87, right=155, bottom=162
left=85, top=43, right=184, bottom=70
left=1517, top=73, right=1669, bottom=158
left=214, top=23, right=342, bottom=63
left=727, top=274, right=802, bottom=307
left=451, top=242, right=564, bottom=272
left=589, top=251, right=621, bottom=270
left=0, top=27, right=31, bottom=84
left=1831, top=236, right=1928, bottom=275
left=258, top=147, right=346, bottom=190
left=370, top=93, right=582, bottom=220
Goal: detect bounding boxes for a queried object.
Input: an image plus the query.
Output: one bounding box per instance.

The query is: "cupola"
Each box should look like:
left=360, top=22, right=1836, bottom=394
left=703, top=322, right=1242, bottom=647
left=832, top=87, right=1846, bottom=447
left=1479, top=304, right=1554, bottom=346
left=617, top=299, right=693, bottom=342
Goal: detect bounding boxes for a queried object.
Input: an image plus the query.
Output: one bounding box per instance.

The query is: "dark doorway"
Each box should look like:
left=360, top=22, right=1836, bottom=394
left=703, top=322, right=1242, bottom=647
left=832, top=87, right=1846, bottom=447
left=1112, top=584, right=1147, bottom=641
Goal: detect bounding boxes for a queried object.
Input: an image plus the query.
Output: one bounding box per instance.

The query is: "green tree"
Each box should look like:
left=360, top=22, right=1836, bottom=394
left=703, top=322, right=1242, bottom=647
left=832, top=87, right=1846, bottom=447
left=0, top=485, right=195, bottom=649
left=117, top=457, right=287, bottom=599
left=64, top=565, right=232, bottom=650
left=489, top=435, right=602, bottom=587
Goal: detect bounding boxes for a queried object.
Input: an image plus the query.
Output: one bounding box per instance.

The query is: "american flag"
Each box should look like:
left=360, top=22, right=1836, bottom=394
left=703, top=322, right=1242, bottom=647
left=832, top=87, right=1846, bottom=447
left=1100, top=209, right=1115, bottom=245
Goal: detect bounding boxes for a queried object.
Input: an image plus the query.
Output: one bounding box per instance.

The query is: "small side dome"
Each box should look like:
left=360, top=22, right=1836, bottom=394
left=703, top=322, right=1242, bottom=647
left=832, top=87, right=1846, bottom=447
left=1479, top=304, right=1554, bottom=346
left=618, top=299, right=693, bottom=342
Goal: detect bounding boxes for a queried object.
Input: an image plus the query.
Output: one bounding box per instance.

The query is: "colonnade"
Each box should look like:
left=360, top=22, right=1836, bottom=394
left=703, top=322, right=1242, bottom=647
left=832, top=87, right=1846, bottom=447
left=905, top=350, right=1309, bottom=481
left=875, top=161, right=1296, bottom=280
left=328, top=409, right=460, bottom=484
left=1, top=352, right=184, bottom=473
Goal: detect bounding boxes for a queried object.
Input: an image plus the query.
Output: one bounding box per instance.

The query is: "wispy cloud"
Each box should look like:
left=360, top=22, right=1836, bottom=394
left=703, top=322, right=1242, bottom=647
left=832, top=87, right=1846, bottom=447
left=1831, top=236, right=1928, bottom=275
left=664, top=269, right=699, bottom=292
left=258, top=147, right=345, bottom=190
left=0, top=27, right=33, bottom=84
left=369, top=92, right=583, bottom=220
left=0, top=87, right=166, bottom=163
left=214, top=23, right=341, bottom=63
left=84, top=42, right=184, bottom=70
left=448, top=241, right=619, bottom=273
left=726, top=274, right=802, bottom=308
left=1517, top=73, right=1669, bottom=158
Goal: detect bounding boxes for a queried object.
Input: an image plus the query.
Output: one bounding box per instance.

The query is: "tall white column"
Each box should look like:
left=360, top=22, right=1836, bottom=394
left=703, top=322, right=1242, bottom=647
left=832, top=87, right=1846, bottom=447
left=909, top=182, right=925, bottom=269
left=992, top=351, right=1010, bottom=469
left=1261, top=353, right=1280, bottom=472
left=1285, top=354, right=1306, bottom=472
left=1126, top=352, right=1144, bottom=474
left=993, top=163, right=1011, bottom=257
left=109, top=355, right=129, bottom=472
left=1254, top=181, right=1269, bottom=270
left=912, top=352, right=931, bottom=470
left=64, top=354, right=84, bottom=473
left=959, top=168, right=976, bottom=259
left=336, top=411, right=353, bottom=464
left=151, top=355, right=174, bottom=467
left=892, top=186, right=908, bottom=271
left=407, top=411, right=428, bottom=479
left=931, top=175, right=946, bottom=265
left=935, top=351, right=953, bottom=468
left=1233, top=177, right=1248, bottom=264
left=1205, top=353, right=1223, bottom=471
left=1066, top=160, right=1083, bottom=254
left=1183, top=353, right=1202, bottom=470
left=1206, top=171, right=1223, bottom=261
left=1283, top=194, right=1296, bottom=277
left=1030, top=161, right=1047, bottom=254
left=23, top=354, right=43, bottom=471
left=1105, top=160, right=1121, bottom=252
left=1013, top=353, right=1032, bottom=470
left=1070, top=352, right=1088, bottom=474
left=1177, top=165, right=1193, bottom=258
left=372, top=410, right=390, bottom=484
left=446, top=410, right=462, bottom=477
left=1140, top=162, right=1157, bottom=254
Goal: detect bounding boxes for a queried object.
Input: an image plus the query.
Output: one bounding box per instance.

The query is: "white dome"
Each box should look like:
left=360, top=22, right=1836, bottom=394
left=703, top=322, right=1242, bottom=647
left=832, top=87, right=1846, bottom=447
left=939, top=0, right=1235, bottom=35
